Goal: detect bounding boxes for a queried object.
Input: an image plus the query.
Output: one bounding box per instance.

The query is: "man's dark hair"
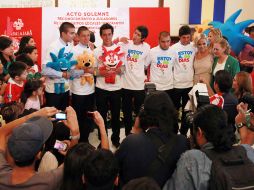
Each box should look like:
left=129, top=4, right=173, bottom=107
left=179, top=25, right=191, bottom=37
left=214, top=70, right=232, bottom=93
left=23, top=45, right=37, bottom=54
left=122, top=177, right=160, bottom=190
left=193, top=104, right=236, bottom=151
left=77, top=26, right=89, bottom=35
left=139, top=91, right=178, bottom=135
left=90, top=31, right=96, bottom=43
left=99, top=23, right=114, bottom=36
left=8, top=61, right=27, bottom=79
left=16, top=53, right=34, bottom=67
left=85, top=149, right=119, bottom=190
left=59, top=22, right=75, bottom=36
left=136, top=25, right=149, bottom=40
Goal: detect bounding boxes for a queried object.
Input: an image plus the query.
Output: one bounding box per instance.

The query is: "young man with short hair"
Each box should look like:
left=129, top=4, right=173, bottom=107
left=71, top=26, right=95, bottom=142
left=171, top=25, right=196, bottom=135
left=42, top=22, right=76, bottom=110
left=120, top=25, right=150, bottom=136
left=94, top=23, right=124, bottom=147
left=147, top=31, right=177, bottom=101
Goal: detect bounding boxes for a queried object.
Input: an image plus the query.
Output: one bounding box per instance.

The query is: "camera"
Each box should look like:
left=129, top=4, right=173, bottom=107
left=55, top=112, right=66, bottom=120
left=144, top=82, right=156, bottom=97
left=54, top=140, right=67, bottom=151
left=241, top=94, right=254, bottom=113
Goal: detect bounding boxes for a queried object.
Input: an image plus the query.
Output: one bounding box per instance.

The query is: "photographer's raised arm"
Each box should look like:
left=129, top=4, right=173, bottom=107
left=92, top=111, right=109, bottom=149
left=0, top=107, right=58, bottom=152
left=63, top=106, right=80, bottom=147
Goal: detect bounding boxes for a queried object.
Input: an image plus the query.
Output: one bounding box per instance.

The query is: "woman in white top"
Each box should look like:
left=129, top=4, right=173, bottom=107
left=193, top=33, right=213, bottom=84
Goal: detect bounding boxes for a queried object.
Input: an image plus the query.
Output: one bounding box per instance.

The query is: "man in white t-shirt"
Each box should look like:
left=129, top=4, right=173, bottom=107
left=42, top=22, right=76, bottom=111
left=147, top=31, right=176, bottom=100
left=120, top=26, right=150, bottom=136
left=71, top=26, right=95, bottom=142
left=94, top=23, right=125, bottom=147
left=171, top=25, right=196, bottom=135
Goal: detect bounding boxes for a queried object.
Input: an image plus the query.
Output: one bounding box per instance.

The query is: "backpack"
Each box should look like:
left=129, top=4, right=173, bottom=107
left=202, top=146, right=254, bottom=190
left=145, top=130, right=177, bottom=177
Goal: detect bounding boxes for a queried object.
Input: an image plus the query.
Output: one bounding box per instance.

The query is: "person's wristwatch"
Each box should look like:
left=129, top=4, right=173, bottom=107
left=235, top=122, right=244, bottom=129
left=69, top=133, right=80, bottom=140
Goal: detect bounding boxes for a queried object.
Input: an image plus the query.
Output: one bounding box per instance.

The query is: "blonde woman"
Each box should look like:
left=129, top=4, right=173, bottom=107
left=208, top=28, right=222, bottom=52
left=212, top=38, right=240, bottom=84
left=193, top=33, right=213, bottom=84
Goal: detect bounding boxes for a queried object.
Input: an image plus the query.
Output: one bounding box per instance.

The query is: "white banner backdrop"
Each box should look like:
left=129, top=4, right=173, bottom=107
left=42, top=7, right=129, bottom=63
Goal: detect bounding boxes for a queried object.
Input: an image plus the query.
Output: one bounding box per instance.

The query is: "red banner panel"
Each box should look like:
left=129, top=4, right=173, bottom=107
left=130, top=8, right=170, bottom=48
left=0, top=8, right=42, bottom=69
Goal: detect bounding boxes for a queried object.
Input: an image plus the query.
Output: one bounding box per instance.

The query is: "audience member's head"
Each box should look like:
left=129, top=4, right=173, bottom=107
left=60, top=143, right=95, bottom=190
left=193, top=104, right=235, bottom=151
left=7, top=116, right=53, bottom=167
left=15, top=36, right=36, bottom=56
left=0, top=36, right=14, bottom=65
left=139, top=91, right=178, bottom=135
left=85, top=149, right=119, bottom=190
left=23, top=45, right=38, bottom=64
left=214, top=70, right=233, bottom=93
left=21, top=79, right=43, bottom=105
left=0, top=102, right=24, bottom=123
left=8, top=61, right=27, bottom=81
left=16, top=53, right=34, bottom=67
left=178, top=25, right=191, bottom=45
left=233, top=71, right=253, bottom=99
left=122, top=177, right=161, bottom=190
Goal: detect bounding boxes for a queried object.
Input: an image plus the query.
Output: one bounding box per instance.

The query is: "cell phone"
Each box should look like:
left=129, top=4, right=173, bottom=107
left=55, top=112, right=66, bottom=120
left=54, top=140, right=67, bottom=151
left=86, top=112, right=94, bottom=118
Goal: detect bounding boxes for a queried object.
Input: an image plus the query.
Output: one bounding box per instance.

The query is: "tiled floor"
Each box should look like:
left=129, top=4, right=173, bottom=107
left=88, top=128, right=126, bottom=152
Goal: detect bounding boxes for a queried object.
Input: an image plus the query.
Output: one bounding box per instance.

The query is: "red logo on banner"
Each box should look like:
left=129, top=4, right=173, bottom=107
left=0, top=8, right=42, bottom=68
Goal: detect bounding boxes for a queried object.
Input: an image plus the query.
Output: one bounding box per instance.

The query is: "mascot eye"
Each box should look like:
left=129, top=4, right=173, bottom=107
left=89, top=59, right=91, bottom=62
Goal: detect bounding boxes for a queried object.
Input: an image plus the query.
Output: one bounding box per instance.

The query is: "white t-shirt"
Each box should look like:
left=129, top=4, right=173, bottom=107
left=147, top=46, right=177, bottom=91
left=24, top=96, right=40, bottom=110
left=94, top=44, right=124, bottom=91
left=120, top=41, right=150, bottom=90
left=43, top=38, right=74, bottom=93
left=213, top=60, right=226, bottom=76
left=70, top=43, right=94, bottom=95
left=171, top=42, right=196, bottom=88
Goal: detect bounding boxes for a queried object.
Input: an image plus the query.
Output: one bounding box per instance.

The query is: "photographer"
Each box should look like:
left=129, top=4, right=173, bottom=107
left=235, top=101, right=254, bottom=146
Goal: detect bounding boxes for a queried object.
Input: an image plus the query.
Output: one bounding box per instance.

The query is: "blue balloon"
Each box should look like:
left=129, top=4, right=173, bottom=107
left=205, top=9, right=254, bottom=55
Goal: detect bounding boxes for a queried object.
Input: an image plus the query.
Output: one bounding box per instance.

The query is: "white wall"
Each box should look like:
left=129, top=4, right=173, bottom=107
left=0, top=0, right=253, bottom=36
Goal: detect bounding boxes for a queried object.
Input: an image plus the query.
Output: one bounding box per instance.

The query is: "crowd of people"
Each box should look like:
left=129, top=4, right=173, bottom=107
left=0, top=21, right=254, bottom=190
